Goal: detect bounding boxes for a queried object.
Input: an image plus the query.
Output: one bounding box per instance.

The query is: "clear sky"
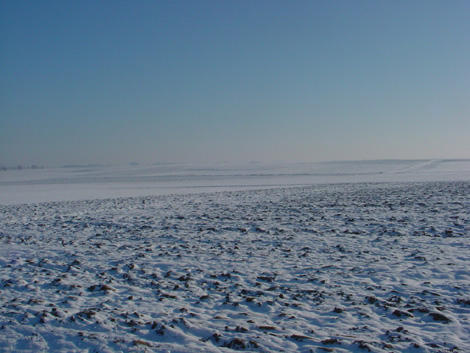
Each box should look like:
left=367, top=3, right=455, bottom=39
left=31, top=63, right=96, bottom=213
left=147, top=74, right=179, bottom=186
left=1, top=1, right=469, bottom=167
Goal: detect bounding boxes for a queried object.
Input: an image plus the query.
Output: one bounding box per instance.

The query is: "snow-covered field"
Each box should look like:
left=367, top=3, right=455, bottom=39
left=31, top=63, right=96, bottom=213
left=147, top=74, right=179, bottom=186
left=1, top=159, right=470, bottom=205
left=1, top=160, right=470, bottom=352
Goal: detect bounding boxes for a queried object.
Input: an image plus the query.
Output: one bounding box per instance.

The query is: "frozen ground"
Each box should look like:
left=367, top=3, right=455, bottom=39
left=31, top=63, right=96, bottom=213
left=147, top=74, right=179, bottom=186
left=1, top=161, right=470, bottom=352
left=1, top=159, right=470, bottom=205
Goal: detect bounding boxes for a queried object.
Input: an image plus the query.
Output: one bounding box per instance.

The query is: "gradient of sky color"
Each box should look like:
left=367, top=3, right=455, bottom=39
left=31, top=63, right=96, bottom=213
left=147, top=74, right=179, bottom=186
left=1, top=1, right=469, bottom=166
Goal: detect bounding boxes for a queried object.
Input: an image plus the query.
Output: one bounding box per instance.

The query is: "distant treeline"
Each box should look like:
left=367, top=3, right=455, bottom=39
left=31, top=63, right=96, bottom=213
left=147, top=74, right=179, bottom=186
left=0, top=165, right=46, bottom=172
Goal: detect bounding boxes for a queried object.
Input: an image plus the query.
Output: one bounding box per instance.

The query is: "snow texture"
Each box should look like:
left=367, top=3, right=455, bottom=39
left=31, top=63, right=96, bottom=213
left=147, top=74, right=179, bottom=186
left=1, top=160, right=470, bottom=352
left=1, top=159, right=470, bottom=205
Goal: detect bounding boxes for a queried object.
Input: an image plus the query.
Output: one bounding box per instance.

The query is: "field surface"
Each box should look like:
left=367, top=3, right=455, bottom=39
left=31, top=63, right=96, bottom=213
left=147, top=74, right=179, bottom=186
left=2, top=159, right=470, bottom=205
left=1, top=179, right=469, bottom=352
left=0, top=182, right=470, bottom=352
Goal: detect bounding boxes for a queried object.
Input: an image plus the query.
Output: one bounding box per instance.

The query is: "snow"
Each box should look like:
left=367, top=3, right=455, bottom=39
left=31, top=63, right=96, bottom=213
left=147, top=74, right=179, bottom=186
left=1, top=159, right=470, bottom=205
left=1, top=160, right=470, bottom=352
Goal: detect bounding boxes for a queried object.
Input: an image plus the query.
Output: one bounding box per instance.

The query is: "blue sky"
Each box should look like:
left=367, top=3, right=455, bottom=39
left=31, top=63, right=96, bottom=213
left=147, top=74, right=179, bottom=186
left=1, top=1, right=469, bottom=166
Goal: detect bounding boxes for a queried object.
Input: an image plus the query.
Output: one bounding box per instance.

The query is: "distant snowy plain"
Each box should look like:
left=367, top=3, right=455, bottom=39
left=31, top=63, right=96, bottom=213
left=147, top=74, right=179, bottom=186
left=1, top=159, right=469, bottom=205
left=1, top=160, right=469, bottom=352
